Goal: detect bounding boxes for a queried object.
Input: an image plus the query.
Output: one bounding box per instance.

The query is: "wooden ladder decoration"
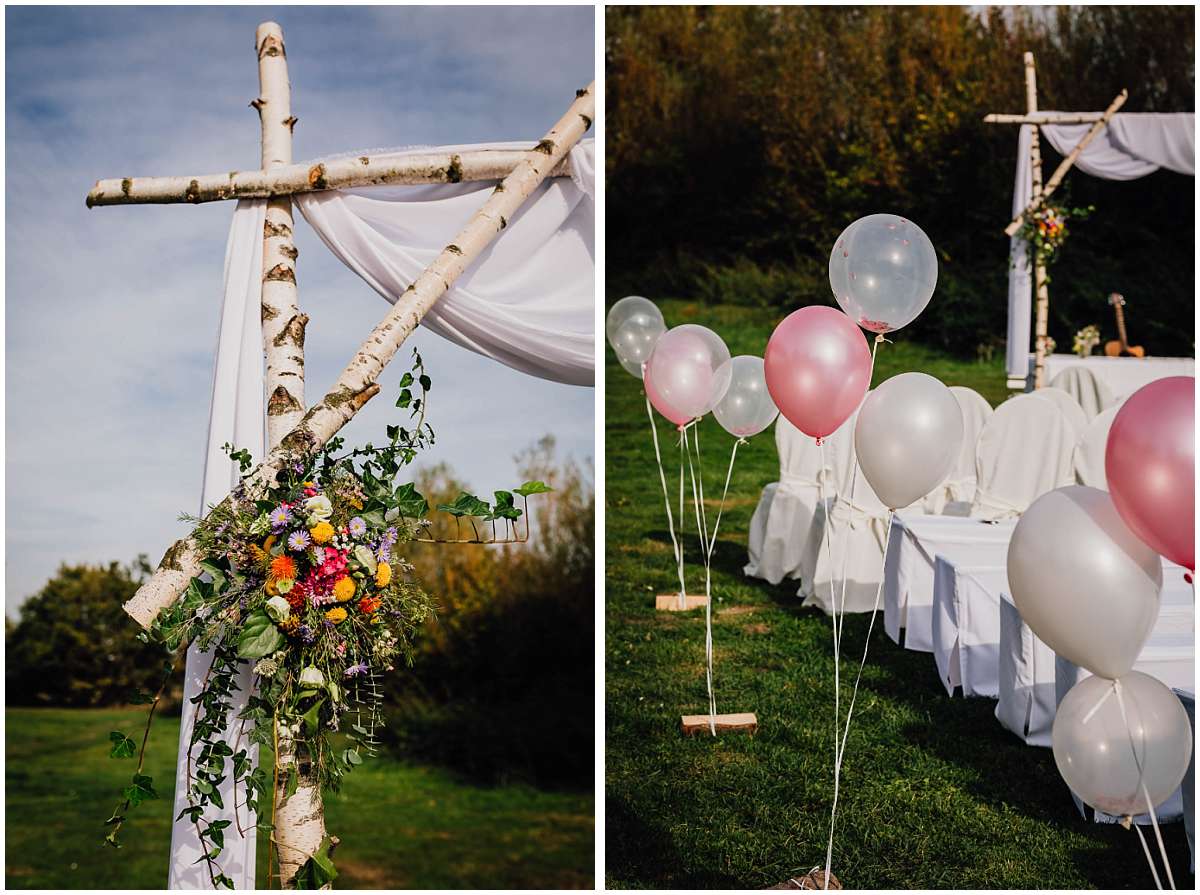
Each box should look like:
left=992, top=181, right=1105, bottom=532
left=983, top=51, right=1126, bottom=390
left=86, top=20, right=593, bottom=888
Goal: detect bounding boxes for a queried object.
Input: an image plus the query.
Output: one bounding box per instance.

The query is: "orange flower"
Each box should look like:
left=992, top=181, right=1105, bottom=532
left=269, top=555, right=297, bottom=582
left=358, top=595, right=381, bottom=614
left=279, top=616, right=301, bottom=635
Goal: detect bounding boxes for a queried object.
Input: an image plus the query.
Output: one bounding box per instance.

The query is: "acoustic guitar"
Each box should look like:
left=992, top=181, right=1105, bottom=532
left=1103, top=293, right=1145, bottom=357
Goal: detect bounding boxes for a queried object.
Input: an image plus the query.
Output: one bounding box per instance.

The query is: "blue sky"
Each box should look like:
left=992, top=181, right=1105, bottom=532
left=5, top=6, right=595, bottom=614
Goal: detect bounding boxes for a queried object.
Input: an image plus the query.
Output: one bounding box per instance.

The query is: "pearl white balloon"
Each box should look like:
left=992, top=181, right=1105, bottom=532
left=606, top=296, right=666, bottom=379
left=853, top=372, right=963, bottom=510
left=712, top=355, right=779, bottom=438
left=1053, top=671, right=1192, bottom=817
left=829, top=214, right=937, bottom=333
left=1007, top=486, right=1163, bottom=680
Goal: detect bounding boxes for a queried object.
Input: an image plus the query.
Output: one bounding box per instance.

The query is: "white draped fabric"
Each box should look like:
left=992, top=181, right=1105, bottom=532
left=1005, top=113, right=1196, bottom=378
left=971, top=394, right=1075, bottom=521
left=1048, top=365, right=1114, bottom=418
left=169, top=140, right=595, bottom=889
left=1042, top=354, right=1195, bottom=402
left=1031, top=386, right=1087, bottom=438
left=931, top=560, right=1007, bottom=698
left=1072, top=405, right=1121, bottom=488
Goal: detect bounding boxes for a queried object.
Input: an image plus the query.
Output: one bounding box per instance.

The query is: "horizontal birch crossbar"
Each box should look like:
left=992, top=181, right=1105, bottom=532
left=122, top=81, right=595, bottom=629
left=983, top=111, right=1110, bottom=125
left=86, top=148, right=576, bottom=207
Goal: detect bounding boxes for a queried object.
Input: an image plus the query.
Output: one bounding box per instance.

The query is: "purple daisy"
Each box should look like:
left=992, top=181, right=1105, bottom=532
left=348, top=517, right=367, bottom=538
left=344, top=662, right=369, bottom=677
left=269, top=505, right=293, bottom=532
left=287, top=530, right=312, bottom=552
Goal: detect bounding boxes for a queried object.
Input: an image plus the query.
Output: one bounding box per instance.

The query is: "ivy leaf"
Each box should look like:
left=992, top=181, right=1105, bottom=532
left=123, top=774, right=157, bottom=807
left=393, top=483, right=428, bottom=519
left=236, top=609, right=285, bottom=659
left=285, top=766, right=299, bottom=799
left=293, top=835, right=339, bottom=889
left=301, top=698, right=326, bottom=737
left=126, top=689, right=155, bottom=705
left=489, top=491, right=522, bottom=522
left=437, top=492, right=490, bottom=518
left=398, top=372, right=414, bottom=388
left=108, top=731, right=137, bottom=759
left=514, top=480, right=553, bottom=497
left=418, top=373, right=432, bottom=391
left=395, top=388, right=413, bottom=409
left=199, top=560, right=227, bottom=593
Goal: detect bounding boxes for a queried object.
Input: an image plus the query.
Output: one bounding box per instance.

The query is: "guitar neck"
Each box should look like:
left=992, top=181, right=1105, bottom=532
left=1113, top=300, right=1130, bottom=348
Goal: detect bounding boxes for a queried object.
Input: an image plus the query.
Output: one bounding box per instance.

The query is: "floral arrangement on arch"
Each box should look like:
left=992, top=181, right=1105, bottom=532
left=1016, top=196, right=1094, bottom=278
left=104, top=351, right=551, bottom=889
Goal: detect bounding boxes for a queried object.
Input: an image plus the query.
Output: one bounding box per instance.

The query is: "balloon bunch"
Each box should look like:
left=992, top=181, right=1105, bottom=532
left=606, top=297, right=779, bottom=734
left=1009, top=377, right=1194, bottom=888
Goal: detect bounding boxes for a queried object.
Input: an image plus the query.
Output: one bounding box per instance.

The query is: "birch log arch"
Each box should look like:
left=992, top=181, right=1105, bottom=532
left=89, top=20, right=593, bottom=890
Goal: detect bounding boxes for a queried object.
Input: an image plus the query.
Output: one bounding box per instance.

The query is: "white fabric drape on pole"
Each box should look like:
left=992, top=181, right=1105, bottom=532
left=296, top=140, right=595, bottom=386
left=1004, top=113, right=1195, bottom=379
left=169, top=140, right=595, bottom=889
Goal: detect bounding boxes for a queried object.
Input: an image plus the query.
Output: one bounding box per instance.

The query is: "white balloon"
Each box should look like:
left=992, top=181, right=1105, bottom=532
left=853, top=372, right=962, bottom=510
left=1053, top=671, right=1192, bottom=817
left=644, top=324, right=732, bottom=425
left=606, top=296, right=665, bottom=379
left=829, top=214, right=937, bottom=334
left=1007, top=486, right=1163, bottom=680
left=712, top=355, right=779, bottom=438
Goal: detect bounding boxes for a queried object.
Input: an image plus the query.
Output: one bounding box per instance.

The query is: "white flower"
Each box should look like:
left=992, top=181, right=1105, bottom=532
left=253, top=656, right=280, bottom=677
left=304, top=495, right=333, bottom=523
left=264, top=596, right=291, bottom=623
left=299, top=666, right=326, bottom=688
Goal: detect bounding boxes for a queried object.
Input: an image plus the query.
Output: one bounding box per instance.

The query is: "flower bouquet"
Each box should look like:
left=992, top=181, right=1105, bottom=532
left=1073, top=324, right=1101, bottom=358
left=1016, top=197, right=1094, bottom=277
left=105, top=353, right=551, bottom=888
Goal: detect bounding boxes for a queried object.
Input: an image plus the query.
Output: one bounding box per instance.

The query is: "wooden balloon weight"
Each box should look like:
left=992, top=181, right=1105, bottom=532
left=680, top=711, right=758, bottom=736
left=655, top=593, right=709, bottom=611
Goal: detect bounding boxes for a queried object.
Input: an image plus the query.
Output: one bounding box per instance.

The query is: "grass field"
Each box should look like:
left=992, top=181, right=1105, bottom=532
left=604, top=299, right=1194, bottom=889
left=6, top=707, right=593, bottom=889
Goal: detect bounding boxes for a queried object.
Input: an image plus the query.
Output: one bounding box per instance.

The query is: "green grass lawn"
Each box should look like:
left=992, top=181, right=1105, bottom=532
left=604, top=299, right=1193, bottom=889
left=6, top=707, right=593, bottom=889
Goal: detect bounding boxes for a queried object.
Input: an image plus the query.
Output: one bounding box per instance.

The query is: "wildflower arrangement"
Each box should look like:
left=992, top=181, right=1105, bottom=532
left=1016, top=197, right=1094, bottom=276
left=104, top=352, right=551, bottom=888
left=1073, top=324, right=1101, bottom=357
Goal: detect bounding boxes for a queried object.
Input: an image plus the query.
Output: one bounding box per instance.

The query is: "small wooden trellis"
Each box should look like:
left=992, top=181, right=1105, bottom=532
left=984, top=51, right=1126, bottom=390
left=87, top=21, right=593, bottom=888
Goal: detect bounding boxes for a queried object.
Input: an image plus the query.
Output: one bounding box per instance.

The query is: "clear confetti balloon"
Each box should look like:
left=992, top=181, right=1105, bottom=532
left=712, top=355, right=779, bottom=438
left=605, top=296, right=666, bottom=378
left=829, top=214, right=938, bottom=334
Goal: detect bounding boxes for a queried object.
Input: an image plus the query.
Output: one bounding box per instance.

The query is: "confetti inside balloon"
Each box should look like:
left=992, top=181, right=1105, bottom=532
left=829, top=214, right=938, bottom=334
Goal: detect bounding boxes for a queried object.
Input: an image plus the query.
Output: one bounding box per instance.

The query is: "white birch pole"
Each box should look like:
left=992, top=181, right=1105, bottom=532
left=124, top=80, right=595, bottom=627
left=86, top=149, right=575, bottom=206
left=256, top=22, right=307, bottom=448
left=1022, top=53, right=1052, bottom=390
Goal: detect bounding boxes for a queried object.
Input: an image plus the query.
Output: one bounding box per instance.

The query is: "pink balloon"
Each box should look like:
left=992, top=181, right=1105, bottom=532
left=644, top=325, right=730, bottom=427
left=764, top=305, right=872, bottom=439
left=1105, top=376, right=1195, bottom=571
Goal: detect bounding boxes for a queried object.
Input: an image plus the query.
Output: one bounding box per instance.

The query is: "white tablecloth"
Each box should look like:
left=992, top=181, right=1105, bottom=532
left=1037, top=354, right=1195, bottom=401
left=883, top=514, right=1016, bottom=652
left=932, top=561, right=1007, bottom=698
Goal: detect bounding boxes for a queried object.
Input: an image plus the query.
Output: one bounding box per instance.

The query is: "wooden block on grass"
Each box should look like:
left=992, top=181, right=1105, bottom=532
left=655, top=594, right=708, bottom=611
left=680, top=712, right=757, bottom=735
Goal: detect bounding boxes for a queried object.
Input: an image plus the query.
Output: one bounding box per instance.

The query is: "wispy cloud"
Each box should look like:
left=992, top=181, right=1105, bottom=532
left=5, top=5, right=595, bottom=613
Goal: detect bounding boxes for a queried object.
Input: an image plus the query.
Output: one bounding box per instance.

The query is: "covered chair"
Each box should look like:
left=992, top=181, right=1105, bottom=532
left=799, top=403, right=893, bottom=615
left=1050, top=365, right=1114, bottom=419
left=1072, top=405, right=1121, bottom=488
left=923, top=386, right=993, bottom=514
left=745, top=416, right=835, bottom=585
left=971, top=393, right=1076, bottom=520
left=1032, top=385, right=1088, bottom=438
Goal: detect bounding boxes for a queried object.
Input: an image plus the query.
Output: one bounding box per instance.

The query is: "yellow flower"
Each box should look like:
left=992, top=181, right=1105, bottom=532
left=375, top=562, right=392, bottom=588
left=333, top=576, right=356, bottom=603
left=279, top=616, right=301, bottom=635
left=325, top=607, right=347, bottom=624
left=350, top=497, right=364, bottom=510
left=310, top=521, right=335, bottom=544
left=263, top=535, right=277, bottom=553
left=265, top=579, right=278, bottom=596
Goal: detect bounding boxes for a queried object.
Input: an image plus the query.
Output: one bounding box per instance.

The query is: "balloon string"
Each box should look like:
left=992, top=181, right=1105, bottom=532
left=1113, top=681, right=1175, bottom=890
left=707, top=438, right=745, bottom=561
left=645, top=394, right=687, bottom=608
left=683, top=423, right=716, bottom=734
left=1133, top=824, right=1164, bottom=891
left=818, top=437, right=841, bottom=891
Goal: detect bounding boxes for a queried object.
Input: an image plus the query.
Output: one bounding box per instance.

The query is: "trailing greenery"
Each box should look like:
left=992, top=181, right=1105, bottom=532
left=604, top=300, right=1194, bottom=888
left=607, top=6, right=1194, bottom=358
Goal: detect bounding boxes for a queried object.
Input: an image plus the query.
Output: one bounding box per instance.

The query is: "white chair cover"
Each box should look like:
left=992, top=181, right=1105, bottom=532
left=971, top=393, right=1075, bottom=520
left=744, top=416, right=834, bottom=585
left=923, top=386, right=992, bottom=514
left=1180, top=690, right=1195, bottom=871
left=931, top=560, right=1007, bottom=698
left=1072, top=405, right=1121, bottom=488
left=1032, top=386, right=1088, bottom=438
left=1049, top=365, right=1114, bottom=419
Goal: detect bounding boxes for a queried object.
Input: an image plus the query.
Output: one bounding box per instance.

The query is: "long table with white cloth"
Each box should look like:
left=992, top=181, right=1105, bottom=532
left=1038, top=354, right=1195, bottom=401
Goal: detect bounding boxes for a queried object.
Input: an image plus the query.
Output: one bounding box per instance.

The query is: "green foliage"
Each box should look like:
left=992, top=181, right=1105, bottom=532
left=108, top=731, right=137, bottom=759
left=293, top=835, right=339, bottom=889
left=607, top=6, right=1194, bottom=357
left=234, top=609, right=284, bottom=660
left=6, top=558, right=173, bottom=707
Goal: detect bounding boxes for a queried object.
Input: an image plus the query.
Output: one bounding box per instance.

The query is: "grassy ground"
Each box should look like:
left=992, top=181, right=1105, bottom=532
left=604, top=299, right=1193, bottom=889
left=6, top=707, right=593, bottom=889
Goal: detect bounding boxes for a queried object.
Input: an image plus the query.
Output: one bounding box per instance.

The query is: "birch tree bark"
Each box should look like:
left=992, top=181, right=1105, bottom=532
left=86, top=149, right=575, bottom=206
left=124, top=79, right=595, bottom=626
